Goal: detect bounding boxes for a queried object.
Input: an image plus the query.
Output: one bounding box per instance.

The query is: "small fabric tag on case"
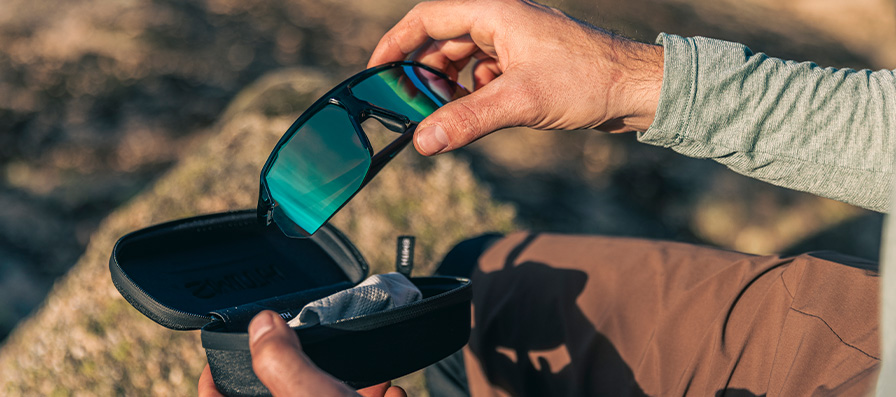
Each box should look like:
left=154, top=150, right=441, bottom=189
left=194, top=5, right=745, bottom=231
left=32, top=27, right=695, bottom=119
left=395, top=235, right=415, bottom=277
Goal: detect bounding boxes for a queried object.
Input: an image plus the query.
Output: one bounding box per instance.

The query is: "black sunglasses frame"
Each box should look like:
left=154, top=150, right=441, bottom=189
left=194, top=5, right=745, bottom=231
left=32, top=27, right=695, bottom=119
left=257, top=61, right=466, bottom=238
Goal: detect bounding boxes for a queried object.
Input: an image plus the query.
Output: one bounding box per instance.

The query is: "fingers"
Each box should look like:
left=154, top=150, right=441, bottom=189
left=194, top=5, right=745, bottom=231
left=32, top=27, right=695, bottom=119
left=472, top=58, right=502, bottom=90
left=415, top=74, right=532, bottom=155
left=198, top=365, right=226, bottom=397
left=413, top=36, right=480, bottom=67
left=412, top=37, right=481, bottom=80
left=248, top=310, right=355, bottom=397
left=207, top=312, right=405, bottom=397
left=385, top=386, right=409, bottom=397
left=357, top=382, right=407, bottom=397
left=368, top=0, right=499, bottom=67
left=357, top=382, right=391, bottom=397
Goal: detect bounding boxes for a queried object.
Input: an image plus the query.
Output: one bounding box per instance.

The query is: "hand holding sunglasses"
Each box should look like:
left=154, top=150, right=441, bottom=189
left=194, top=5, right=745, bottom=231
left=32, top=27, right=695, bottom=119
left=368, top=0, right=663, bottom=153
left=258, top=62, right=469, bottom=238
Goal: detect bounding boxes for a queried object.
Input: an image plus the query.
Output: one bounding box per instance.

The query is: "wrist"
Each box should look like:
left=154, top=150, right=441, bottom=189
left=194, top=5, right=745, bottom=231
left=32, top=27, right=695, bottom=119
left=604, top=38, right=664, bottom=133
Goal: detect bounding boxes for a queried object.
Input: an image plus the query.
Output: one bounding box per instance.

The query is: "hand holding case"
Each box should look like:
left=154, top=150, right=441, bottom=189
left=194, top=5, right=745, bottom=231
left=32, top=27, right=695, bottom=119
left=109, top=210, right=471, bottom=397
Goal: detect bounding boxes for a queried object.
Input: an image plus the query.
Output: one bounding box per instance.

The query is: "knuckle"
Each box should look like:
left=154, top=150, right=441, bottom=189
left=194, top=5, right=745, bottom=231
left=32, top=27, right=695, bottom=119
left=408, top=2, right=426, bottom=14
left=404, top=5, right=430, bottom=35
left=408, top=1, right=435, bottom=18
left=451, top=101, right=484, bottom=142
left=405, top=6, right=421, bottom=22
left=404, top=4, right=426, bottom=28
left=384, top=34, right=404, bottom=56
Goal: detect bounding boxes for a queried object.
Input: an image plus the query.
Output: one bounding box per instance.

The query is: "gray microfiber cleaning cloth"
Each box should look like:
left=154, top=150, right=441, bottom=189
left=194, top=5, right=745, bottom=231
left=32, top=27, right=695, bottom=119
left=287, top=272, right=422, bottom=328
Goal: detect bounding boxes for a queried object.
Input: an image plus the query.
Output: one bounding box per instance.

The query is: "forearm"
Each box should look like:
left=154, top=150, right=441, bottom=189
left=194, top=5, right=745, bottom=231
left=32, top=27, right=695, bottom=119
left=640, top=33, right=896, bottom=212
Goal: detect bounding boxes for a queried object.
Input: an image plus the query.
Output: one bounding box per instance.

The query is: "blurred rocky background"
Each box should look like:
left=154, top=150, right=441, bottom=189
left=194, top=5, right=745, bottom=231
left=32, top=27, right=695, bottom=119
left=0, top=0, right=893, bottom=395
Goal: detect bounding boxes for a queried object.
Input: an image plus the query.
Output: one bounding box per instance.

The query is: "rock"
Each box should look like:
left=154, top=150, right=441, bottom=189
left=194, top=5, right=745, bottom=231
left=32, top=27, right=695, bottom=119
left=0, top=67, right=516, bottom=396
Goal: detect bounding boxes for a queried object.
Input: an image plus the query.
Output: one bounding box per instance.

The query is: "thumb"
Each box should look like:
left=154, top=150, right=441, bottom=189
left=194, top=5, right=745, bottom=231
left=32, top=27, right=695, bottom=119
left=415, top=76, right=529, bottom=155
left=248, top=310, right=355, bottom=397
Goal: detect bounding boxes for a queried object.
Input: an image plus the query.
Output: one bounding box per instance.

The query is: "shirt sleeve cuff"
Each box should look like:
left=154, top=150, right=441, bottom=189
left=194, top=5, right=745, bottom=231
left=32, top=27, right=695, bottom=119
left=637, top=33, right=698, bottom=148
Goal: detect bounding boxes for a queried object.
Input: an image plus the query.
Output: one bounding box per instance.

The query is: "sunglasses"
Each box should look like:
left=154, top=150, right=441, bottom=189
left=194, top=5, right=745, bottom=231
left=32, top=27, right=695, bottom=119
left=258, top=61, right=469, bottom=238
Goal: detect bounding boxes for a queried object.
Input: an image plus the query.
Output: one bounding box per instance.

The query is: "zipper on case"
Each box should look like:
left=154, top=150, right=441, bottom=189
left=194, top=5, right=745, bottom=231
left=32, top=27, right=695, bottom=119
left=110, top=258, right=213, bottom=329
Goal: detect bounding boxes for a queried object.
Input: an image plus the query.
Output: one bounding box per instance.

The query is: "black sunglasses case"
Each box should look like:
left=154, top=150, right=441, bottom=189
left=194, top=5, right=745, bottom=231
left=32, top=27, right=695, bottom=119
left=109, top=210, right=471, bottom=397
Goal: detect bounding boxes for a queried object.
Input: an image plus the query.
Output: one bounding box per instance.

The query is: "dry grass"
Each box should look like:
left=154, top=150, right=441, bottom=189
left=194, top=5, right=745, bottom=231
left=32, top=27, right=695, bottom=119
left=0, top=68, right=514, bottom=396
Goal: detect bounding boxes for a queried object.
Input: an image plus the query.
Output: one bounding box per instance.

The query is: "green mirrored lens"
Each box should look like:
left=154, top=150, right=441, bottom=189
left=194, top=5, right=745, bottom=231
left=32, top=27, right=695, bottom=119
left=265, top=104, right=371, bottom=235
left=350, top=65, right=467, bottom=122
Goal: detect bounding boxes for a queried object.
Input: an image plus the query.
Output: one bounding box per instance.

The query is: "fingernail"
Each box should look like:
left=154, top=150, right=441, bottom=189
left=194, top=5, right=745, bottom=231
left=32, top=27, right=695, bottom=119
left=416, top=124, right=449, bottom=155
left=249, top=311, right=276, bottom=345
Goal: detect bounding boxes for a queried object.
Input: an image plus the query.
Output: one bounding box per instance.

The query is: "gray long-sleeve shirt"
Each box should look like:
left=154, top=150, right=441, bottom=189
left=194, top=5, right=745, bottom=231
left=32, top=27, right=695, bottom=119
left=642, top=33, right=896, bottom=212
left=642, top=33, right=896, bottom=394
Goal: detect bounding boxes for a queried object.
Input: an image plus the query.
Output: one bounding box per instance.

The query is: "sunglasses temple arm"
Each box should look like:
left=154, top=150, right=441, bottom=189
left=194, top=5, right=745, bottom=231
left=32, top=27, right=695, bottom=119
left=360, top=123, right=417, bottom=188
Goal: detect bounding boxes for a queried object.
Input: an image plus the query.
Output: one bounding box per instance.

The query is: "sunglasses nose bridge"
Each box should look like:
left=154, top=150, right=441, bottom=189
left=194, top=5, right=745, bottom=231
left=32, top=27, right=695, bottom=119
left=364, top=108, right=411, bottom=133
left=340, top=95, right=411, bottom=133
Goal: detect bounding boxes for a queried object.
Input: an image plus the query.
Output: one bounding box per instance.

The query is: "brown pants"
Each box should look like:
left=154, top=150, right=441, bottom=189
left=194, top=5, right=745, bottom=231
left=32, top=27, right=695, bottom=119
left=458, top=233, right=880, bottom=396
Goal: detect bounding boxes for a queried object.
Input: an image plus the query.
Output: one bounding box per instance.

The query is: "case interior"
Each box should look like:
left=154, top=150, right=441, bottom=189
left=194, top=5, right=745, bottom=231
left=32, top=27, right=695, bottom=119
left=111, top=211, right=367, bottom=328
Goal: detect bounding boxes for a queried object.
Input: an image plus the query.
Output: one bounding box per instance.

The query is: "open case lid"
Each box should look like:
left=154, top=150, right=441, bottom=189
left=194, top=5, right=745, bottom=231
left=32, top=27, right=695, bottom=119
left=109, top=210, right=368, bottom=330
